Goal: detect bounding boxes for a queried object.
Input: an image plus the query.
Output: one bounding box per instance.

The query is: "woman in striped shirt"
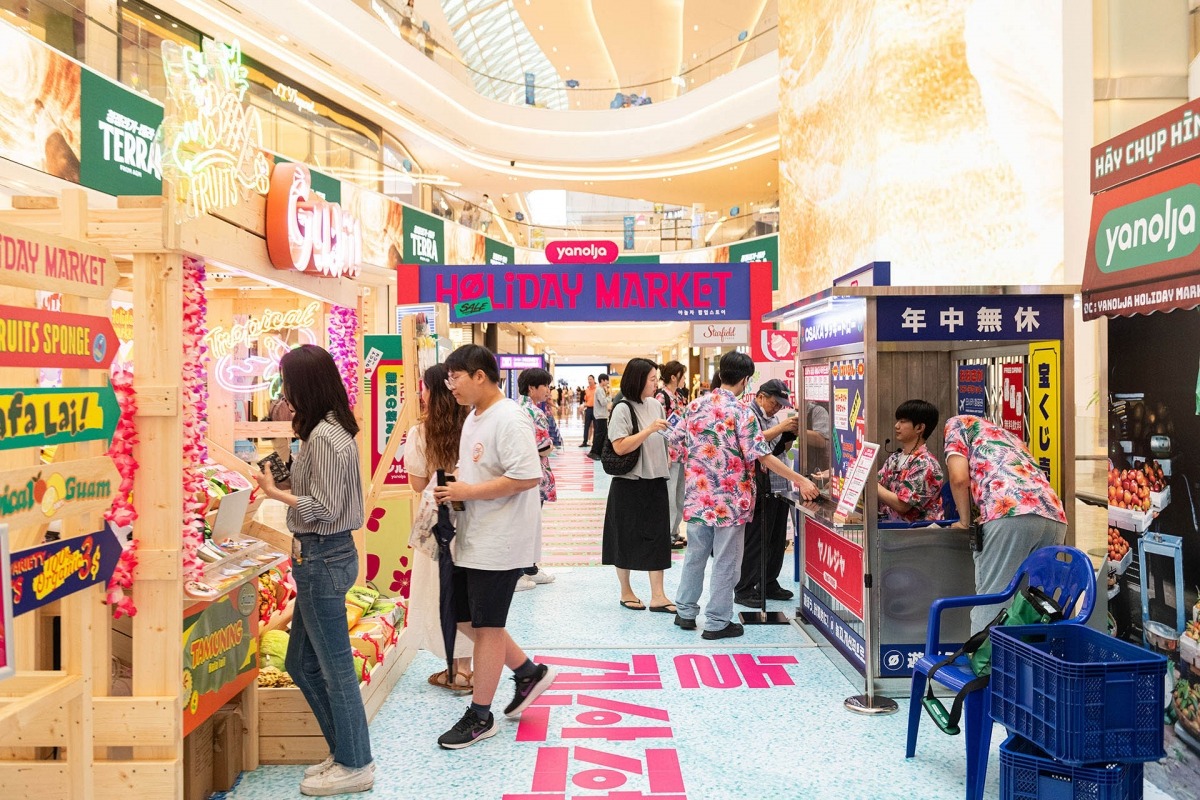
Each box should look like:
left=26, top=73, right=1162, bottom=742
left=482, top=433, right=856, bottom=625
left=254, top=344, right=373, bottom=797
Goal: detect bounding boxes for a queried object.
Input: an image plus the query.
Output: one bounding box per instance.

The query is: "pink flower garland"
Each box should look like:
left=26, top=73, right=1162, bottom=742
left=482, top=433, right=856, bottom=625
left=182, top=256, right=210, bottom=583
left=329, top=305, right=359, bottom=409
left=104, top=366, right=140, bottom=617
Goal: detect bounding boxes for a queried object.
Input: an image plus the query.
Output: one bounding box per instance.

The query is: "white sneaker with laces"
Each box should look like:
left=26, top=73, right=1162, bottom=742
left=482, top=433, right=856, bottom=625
left=528, top=570, right=555, bottom=585
left=300, top=763, right=374, bottom=796
left=303, top=755, right=334, bottom=778
left=515, top=575, right=537, bottom=592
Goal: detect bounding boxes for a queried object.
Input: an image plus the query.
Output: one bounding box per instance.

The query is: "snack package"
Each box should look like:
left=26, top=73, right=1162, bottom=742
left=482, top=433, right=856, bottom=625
left=352, top=649, right=371, bottom=684
left=260, top=630, right=289, bottom=671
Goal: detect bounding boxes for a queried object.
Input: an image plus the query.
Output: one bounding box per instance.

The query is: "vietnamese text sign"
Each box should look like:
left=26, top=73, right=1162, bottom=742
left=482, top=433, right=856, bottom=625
left=876, top=296, right=1063, bottom=342
left=957, top=364, right=987, bottom=416
left=422, top=263, right=751, bottom=323
left=1091, top=97, right=1200, bottom=193
left=182, top=582, right=258, bottom=735
left=690, top=322, right=749, bottom=347
left=0, top=456, right=118, bottom=530
left=804, top=518, right=865, bottom=619
left=0, top=220, right=117, bottom=299
left=834, top=441, right=880, bottom=522
left=0, top=385, right=119, bottom=451
left=80, top=69, right=163, bottom=196
left=1029, top=342, right=1061, bottom=495
left=10, top=525, right=121, bottom=617
left=0, top=304, right=118, bottom=370
left=1001, top=363, right=1025, bottom=439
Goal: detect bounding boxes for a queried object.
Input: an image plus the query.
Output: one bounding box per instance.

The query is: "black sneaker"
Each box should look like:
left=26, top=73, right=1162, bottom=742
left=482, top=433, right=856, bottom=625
left=766, top=587, right=795, bottom=601
left=674, top=614, right=696, bottom=630
left=701, top=622, right=745, bottom=640
left=503, top=664, right=557, bottom=719
left=734, top=593, right=763, bottom=608
left=437, top=707, right=498, bottom=750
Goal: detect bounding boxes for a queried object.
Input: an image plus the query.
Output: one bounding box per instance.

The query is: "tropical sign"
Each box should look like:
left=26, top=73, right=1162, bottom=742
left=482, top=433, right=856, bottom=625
left=0, top=385, right=120, bottom=451
left=0, top=220, right=117, bottom=299
left=0, top=304, right=118, bottom=370
left=0, top=456, right=118, bottom=530
left=9, top=525, right=121, bottom=616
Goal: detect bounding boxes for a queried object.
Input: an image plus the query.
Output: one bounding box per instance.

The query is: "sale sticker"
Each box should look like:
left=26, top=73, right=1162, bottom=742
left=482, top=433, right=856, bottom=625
left=0, top=304, right=118, bottom=370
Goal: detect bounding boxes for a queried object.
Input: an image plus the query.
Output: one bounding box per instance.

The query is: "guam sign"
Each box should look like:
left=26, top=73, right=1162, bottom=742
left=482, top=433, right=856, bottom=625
left=0, top=456, right=119, bottom=530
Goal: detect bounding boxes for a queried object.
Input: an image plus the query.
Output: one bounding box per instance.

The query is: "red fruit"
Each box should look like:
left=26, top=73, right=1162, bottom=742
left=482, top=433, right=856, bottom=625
left=32, top=474, right=45, bottom=503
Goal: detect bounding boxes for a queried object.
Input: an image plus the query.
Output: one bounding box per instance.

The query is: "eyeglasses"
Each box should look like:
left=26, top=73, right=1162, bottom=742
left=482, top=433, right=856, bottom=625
left=444, top=371, right=470, bottom=390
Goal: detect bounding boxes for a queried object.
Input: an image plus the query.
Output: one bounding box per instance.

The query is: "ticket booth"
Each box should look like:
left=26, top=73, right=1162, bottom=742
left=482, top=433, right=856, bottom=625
left=767, top=280, right=1076, bottom=703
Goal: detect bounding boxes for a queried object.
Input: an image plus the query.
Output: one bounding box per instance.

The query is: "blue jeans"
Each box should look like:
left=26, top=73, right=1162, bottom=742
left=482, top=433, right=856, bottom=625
left=675, top=521, right=746, bottom=632
left=287, top=532, right=373, bottom=769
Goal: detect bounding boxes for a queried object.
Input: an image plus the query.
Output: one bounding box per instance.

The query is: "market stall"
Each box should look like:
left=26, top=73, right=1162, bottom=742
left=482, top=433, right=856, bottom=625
left=1082, top=99, right=1200, bottom=794
left=766, top=278, right=1076, bottom=706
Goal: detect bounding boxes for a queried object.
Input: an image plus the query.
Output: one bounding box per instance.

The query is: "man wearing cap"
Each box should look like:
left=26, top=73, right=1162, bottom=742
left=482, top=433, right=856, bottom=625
left=734, top=379, right=801, bottom=607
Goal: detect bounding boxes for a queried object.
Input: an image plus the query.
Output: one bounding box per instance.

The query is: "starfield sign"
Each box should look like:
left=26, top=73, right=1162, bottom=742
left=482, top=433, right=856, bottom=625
left=0, top=220, right=117, bottom=299
left=0, top=305, right=118, bottom=370
left=0, top=456, right=119, bottom=530
left=0, top=385, right=120, bottom=451
left=10, top=526, right=121, bottom=616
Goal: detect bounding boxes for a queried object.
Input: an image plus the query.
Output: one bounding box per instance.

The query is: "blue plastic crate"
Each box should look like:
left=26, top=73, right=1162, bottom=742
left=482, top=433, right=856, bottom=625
left=990, top=624, right=1166, bottom=765
left=1000, top=735, right=1142, bottom=800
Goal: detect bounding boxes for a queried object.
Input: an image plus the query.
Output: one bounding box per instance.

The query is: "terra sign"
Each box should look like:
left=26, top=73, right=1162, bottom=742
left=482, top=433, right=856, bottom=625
left=265, top=162, right=362, bottom=279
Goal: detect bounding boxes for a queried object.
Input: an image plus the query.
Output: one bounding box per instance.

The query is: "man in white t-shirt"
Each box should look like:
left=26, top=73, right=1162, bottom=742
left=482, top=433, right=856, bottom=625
left=433, top=345, right=557, bottom=749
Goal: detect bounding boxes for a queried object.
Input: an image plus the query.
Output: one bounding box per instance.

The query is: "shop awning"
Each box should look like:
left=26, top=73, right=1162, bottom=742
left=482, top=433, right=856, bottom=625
left=1082, top=156, right=1200, bottom=320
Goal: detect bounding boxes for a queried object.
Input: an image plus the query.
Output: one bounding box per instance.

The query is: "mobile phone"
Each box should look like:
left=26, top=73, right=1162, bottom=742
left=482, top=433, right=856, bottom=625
left=437, top=470, right=465, bottom=511
left=258, top=453, right=290, bottom=484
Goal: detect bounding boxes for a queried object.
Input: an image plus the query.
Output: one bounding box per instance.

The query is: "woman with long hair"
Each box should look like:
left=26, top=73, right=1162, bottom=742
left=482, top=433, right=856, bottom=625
left=405, top=363, right=474, bottom=690
left=601, top=358, right=674, bottom=612
left=253, top=344, right=373, bottom=796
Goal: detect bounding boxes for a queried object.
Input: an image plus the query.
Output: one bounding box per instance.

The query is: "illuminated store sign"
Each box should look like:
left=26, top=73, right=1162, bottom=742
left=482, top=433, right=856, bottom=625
left=265, top=163, right=362, bottom=279
left=272, top=82, right=316, bottom=114
left=160, top=38, right=271, bottom=219
left=206, top=302, right=320, bottom=394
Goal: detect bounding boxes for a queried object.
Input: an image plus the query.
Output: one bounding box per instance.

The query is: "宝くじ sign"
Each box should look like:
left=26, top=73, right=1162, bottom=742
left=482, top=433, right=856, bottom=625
left=9, top=525, right=121, bottom=616
left=0, top=304, right=118, bottom=370
left=0, top=456, right=119, bottom=530
left=0, top=385, right=120, bottom=451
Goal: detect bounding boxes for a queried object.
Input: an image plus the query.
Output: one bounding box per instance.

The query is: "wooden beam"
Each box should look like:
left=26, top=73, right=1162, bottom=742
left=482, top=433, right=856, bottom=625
left=133, top=386, right=179, bottom=417
left=0, top=675, right=83, bottom=731
left=0, top=762, right=70, bottom=799
left=93, top=697, right=180, bottom=745
left=0, top=759, right=180, bottom=799
left=132, top=548, right=180, bottom=582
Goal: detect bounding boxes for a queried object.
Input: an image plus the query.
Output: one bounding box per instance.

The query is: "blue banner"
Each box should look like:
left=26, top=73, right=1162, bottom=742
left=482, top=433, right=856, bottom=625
left=876, top=296, right=1063, bottom=342
left=801, top=588, right=866, bottom=675
left=878, top=642, right=962, bottom=677
left=957, top=363, right=988, bottom=416
left=524, top=71, right=536, bottom=105
left=420, top=263, right=752, bottom=323
left=800, top=303, right=866, bottom=350
left=10, top=526, right=121, bottom=616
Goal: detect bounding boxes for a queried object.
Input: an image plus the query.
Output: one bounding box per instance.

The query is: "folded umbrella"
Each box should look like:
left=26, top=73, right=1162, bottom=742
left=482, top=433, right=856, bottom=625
left=433, top=502, right=459, bottom=678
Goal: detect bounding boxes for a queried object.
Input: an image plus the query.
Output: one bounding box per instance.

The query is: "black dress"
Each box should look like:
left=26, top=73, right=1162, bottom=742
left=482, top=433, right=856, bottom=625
left=602, top=476, right=671, bottom=570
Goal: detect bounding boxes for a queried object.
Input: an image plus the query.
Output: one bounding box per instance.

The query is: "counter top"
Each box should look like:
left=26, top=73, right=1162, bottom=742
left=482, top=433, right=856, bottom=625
left=794, top=495, right=864, bottom=528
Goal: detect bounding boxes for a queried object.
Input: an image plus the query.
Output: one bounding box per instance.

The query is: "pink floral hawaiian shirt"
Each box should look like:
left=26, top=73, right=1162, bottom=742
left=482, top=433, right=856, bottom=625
left=943, top=415, right=1066, bottom=525
left=520, top=396, right=557, bottom=503
left=877, top=443, right=945, bottom=523
left=669, top=388, right=772, bottom=526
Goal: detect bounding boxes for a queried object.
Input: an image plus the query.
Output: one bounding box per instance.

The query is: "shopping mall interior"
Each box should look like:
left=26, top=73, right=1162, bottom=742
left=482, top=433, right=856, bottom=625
left=0, top=1, right=1198, bottom=798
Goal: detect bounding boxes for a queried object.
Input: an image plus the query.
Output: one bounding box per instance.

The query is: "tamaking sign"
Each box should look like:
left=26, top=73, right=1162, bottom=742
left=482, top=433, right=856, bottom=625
left=0, top=456, right=119, bottom=530
left=9, top=525, right=122, bottom=616
left=0, top=220, right=118, bottom=299
left=183, top=582, right=259, bottom=735
left=0, top=385, right=120, bottom=451
left=876, top=296, right=1064, bottom=342
left=0, top=304, right=118, bottom=370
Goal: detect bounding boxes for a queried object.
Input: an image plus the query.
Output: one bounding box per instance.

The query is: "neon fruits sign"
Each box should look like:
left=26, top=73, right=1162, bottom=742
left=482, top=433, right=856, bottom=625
left=205, top=302, right=320, bottom=394
left=265, top=162, right=362, bottom=280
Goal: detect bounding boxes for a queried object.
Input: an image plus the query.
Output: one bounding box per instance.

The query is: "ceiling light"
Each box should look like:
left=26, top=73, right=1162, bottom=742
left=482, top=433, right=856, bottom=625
left=745, top=123, right=755, bottom=129
left=154, top=13, right=161, bottom=19
left=693, top=24, right=699, bottom=31
left=538, top=25, right=544, bottom=30
left=552, top=46, right=557, bottom=52
left=767, top=181, right=772, bottom=187
left=691, top=52, right=697, bottom=59
left=565, top=65, right=570, bottom=71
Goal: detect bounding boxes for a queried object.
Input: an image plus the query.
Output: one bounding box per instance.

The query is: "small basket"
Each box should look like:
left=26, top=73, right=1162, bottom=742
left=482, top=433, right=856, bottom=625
left=1000, top=735, right=1143, bottom=800
left=990, top=624, right=1167, bottom=765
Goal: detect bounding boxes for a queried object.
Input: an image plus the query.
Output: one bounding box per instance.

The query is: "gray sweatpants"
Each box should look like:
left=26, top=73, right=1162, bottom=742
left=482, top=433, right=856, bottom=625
left=971, top=514, right=1067, bottom=632
left=667, top=461, right=685, bottom=537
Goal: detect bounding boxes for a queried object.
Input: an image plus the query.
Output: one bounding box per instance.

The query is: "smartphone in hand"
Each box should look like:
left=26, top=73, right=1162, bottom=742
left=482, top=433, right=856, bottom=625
left=437, top=469, right=465, bottom=511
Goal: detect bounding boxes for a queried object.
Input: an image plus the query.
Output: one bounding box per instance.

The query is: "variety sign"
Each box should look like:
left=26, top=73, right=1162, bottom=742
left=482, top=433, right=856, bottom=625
left=803, top=519, right=865, bottom=619
left=0, top=526, right=10, bottom=682
left=0, top=304, right=118, bottom=370
left=0, top=220, right=118, bottom=299
left=265, top=162, right=362, bottom=279
left=876, top=296, right=1064, bottom=341
left=1028, top=342, right=1061, bottom=495
left=0, top=385, right=120, bottom=451
left=0, top=456, right=118, bottom=530
left=10, top=525, right=121, bottom=617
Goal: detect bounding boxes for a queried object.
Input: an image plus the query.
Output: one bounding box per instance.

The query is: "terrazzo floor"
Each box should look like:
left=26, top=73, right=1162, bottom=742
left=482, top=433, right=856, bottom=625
left=226, top=427, right=1177, bottom=800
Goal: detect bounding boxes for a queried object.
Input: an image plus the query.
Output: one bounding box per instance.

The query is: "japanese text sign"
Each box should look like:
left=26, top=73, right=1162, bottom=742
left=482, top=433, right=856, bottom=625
left=10, top=525, right=121, bottom=617
left=1001, top=363, right=1025, bottom=439
left=1028, top=342, right=1061, bottom=495
left=957, top=364, right=987, bottom=416
left=834, top=441, right=879, bottom=523
left=876, top=296, right=1063, bottom=342
left=800, top=302, right=866, bottom=350
left=803, top=518, right=865, bottom=619
left=364, top=335, right=407, bottom=486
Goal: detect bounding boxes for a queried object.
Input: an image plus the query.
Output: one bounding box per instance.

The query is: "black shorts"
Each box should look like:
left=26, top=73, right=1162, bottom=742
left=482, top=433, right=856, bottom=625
left=452, top=566, right=524, bottom=628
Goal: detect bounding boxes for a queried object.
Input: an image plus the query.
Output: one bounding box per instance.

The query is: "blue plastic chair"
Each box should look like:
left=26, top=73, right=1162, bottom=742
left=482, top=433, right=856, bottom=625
left=904, top=544, right=1096, bottom=800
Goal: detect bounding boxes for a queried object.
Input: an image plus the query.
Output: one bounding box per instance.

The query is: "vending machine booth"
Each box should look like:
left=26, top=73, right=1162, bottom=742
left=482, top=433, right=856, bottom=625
left=767, top=281, right=1076, bottom=706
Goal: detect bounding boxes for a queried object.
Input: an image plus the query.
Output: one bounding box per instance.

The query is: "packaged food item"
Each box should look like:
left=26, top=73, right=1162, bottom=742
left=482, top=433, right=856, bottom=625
left=260, top=630, right=289, bottom=671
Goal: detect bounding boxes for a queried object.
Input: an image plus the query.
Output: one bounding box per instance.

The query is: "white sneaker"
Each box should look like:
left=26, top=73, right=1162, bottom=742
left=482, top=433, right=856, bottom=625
left=303, top=755, right=334, bottom=777
left=515, top=575, right=537, bottom=592
left=528, top=569, right=555, bottom=585
left=300, top=763, right=374, bottom=796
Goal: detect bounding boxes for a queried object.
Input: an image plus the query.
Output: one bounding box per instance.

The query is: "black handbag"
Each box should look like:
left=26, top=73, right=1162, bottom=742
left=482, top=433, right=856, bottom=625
left=600, top=400, right=641, bottom=476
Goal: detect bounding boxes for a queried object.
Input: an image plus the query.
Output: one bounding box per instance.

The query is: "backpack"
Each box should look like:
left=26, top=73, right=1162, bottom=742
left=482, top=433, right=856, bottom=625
left=921, top=585, right=1064, bottom=735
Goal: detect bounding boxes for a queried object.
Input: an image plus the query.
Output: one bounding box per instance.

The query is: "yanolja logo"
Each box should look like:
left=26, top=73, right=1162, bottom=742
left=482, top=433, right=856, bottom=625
left=1096, top=184, right=1200, bottom=272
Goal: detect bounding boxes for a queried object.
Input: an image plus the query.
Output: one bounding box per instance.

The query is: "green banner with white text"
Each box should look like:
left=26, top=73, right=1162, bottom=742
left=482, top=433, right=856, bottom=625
left=79, top=70, right=163, bottom=196
left=485, top=237, right=514, bottom=265
left=403, top=207, right=445, bottom=265
left=729, top=235, right=779, bottom=290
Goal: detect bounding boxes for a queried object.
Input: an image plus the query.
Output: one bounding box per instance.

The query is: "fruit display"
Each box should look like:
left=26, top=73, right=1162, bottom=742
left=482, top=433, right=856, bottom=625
left=257, top=666, right=294, bottom=688
left=1173, top=678, right=1200, bottom=739
left=1107, top=462, right=1164, bottom=512
left=1107, top=527, right=1131, bottom=564
left=1182, top=620, right=1200, bottom=672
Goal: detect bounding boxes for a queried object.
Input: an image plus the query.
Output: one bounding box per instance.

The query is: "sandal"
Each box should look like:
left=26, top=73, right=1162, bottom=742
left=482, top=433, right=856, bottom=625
left=649, top=603, right=677, bottom=614
left=428, top=669, right=474, bottom=691
left=619, top=599, right=646, bottom=611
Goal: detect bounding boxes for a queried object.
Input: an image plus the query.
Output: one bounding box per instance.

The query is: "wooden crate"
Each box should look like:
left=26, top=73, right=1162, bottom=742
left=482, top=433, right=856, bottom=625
left=257, top=631, right=414, bottom=764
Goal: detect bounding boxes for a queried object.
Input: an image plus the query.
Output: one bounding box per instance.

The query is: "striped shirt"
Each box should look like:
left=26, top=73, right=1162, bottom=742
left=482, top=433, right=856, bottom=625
left=286, top=412, right=365, bottom=535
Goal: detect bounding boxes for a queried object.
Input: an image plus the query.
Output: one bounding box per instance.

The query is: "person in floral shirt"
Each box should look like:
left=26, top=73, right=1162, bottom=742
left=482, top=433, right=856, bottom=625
left=668, top=352, right=819, bottom=639
left=517, top=368, right=557, bottom=591
left=943, top=414, right=1067, bottom=632
left=877, top=400, right=945, bottom=523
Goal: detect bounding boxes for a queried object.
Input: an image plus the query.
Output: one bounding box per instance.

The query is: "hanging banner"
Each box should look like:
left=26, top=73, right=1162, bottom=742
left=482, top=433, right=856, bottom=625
left=0, top=456, right=118, bottom=530
left=0, top=304, right=118, bottom=370
left=9, top=525, right=122, bottom=617
left=485, top=237, right=514, bottom=266
left=956, top=364, right=988, bottom=416
left=0, top=385, right=120, bottom=451
left=1028, top=342, right=1061, bottom=495
left=803, top=518, right=865, bottom=619
left=1000, top=362, right=1025, bottom=439
left=403, top=207, right=445, bottom=265
left=182, top=582, right=259, bottom=736
left=364, top=335, right=407, bottom=486
left=729, top=234, right=779, bottom=290
left=0, top=220, right=118, bottom=299
left=79, top=69, right=163, bottom=196
left=876, top=296, right=1064, bottom=342
left=623, top=216, right=635, bottom=250
left=615, top=254, right=660, bottom=264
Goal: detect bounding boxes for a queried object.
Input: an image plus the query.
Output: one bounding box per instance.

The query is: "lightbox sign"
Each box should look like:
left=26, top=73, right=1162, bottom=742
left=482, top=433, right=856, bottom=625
left=496, top=354, right=544, bottom=370
left=875, top=296, right=1063, bottom=342
left=799, top=303, right=865, bottom=350
left=418, top=263, right=752, bottom=323
left=265, top=163, right=362, bottom=279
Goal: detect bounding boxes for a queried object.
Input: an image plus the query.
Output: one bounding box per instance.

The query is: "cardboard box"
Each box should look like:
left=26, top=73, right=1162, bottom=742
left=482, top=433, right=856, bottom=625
left=183, top=716, right=214, bottom=800
left=212, top=703, right=244, bottom=792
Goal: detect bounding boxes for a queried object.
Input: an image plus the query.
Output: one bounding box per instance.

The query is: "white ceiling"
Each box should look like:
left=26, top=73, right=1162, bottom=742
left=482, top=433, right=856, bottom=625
left=529, top=321, right=689, bottom=363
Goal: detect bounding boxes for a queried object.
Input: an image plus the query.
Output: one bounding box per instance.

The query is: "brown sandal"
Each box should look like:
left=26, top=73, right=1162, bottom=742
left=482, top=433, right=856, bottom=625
left=428, top=669, right=473, bottom=692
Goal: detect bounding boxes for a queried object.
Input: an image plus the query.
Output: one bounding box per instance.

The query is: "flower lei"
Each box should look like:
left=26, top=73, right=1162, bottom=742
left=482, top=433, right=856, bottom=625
left=104, top=366, right=139, bottom=618
left=182, top=256, right=209, bottom=582
left=329, top=305, right=359, bottom=409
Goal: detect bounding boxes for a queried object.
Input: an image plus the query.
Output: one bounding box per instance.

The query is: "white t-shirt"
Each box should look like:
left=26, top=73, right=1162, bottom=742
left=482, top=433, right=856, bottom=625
left=454, top=398, right=543, bottom=570
left=404, top=424, right=427, bottom=479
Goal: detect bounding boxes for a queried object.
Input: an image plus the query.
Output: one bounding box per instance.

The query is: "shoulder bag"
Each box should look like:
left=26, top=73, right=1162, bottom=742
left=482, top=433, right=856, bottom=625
left=601, top=400, right=641, bottom=476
